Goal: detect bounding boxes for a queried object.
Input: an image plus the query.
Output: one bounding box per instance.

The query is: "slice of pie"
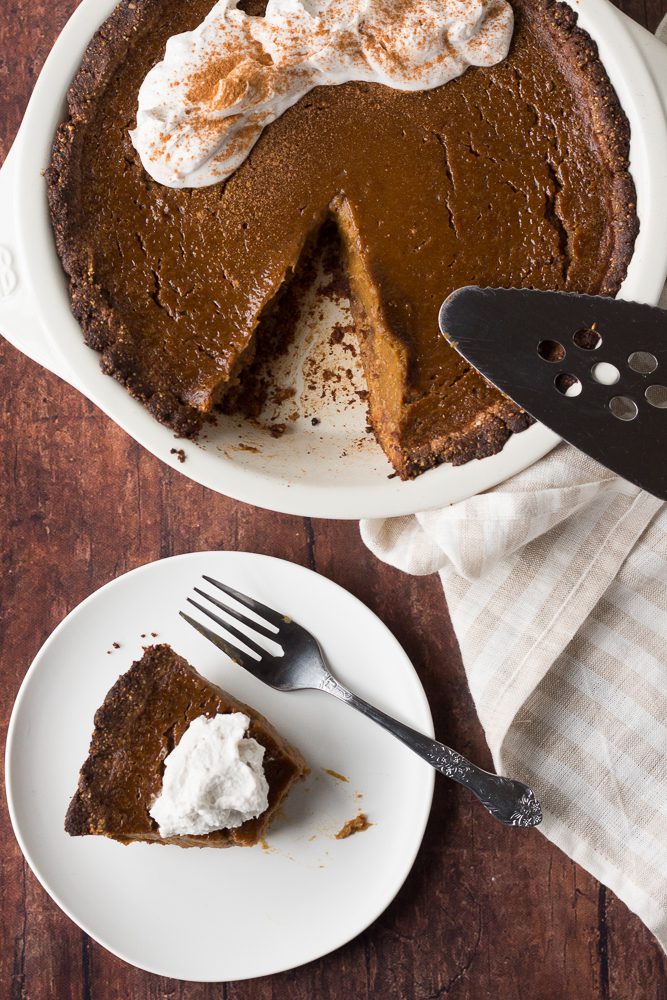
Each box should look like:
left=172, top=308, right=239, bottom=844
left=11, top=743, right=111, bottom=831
left=65, top=644, right=307, bottom=847
left=47, top=0, right=638, bottom=478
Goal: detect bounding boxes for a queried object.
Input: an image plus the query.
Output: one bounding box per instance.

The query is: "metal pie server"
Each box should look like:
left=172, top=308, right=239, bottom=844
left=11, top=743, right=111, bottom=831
left=439, top=287, right=667, bottom=500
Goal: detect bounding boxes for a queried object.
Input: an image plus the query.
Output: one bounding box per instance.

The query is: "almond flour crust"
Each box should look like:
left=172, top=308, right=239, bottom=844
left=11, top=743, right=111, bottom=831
left=65, top=644, right=307, bottom=847
left=47, top=0, right=638, bottom=478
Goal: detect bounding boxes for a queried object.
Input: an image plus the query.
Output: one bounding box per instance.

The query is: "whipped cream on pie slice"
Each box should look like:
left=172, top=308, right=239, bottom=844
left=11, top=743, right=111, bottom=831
left=149, top=712, right=269, bottom=837
left=131, top=0, right=514, bottom=188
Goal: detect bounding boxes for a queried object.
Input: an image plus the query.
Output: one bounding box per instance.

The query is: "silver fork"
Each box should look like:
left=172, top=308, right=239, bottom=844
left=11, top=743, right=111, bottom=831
left=180, top=576, right=542, bottom=828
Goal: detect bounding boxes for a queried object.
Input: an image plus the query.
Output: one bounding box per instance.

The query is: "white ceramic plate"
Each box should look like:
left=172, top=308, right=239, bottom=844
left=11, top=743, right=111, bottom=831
left=1, top=0, right=666, bottom=518
left=5, top=551, right=435, bottom=982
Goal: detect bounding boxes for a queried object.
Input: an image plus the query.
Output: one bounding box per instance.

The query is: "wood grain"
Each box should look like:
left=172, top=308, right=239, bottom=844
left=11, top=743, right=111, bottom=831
left=1, top=1, right=667, bottom=996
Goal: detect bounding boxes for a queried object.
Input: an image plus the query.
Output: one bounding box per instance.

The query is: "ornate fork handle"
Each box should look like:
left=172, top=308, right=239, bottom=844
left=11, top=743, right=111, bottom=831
left=321, top=676, right=542, bottom=828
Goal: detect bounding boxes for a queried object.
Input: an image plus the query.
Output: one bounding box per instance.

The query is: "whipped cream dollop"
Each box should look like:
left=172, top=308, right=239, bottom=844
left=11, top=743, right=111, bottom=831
left=149, top=713, right=269, bottom=838
left=130, top=0, right=514, bottom=188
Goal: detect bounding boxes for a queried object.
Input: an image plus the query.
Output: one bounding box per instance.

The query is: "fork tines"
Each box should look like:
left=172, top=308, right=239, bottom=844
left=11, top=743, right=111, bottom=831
left=179, top=576, right=284, bottom=672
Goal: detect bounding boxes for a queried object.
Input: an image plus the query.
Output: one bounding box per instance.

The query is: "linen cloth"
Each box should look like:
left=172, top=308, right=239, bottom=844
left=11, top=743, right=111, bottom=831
left=362, top=15, right=667, bottom=949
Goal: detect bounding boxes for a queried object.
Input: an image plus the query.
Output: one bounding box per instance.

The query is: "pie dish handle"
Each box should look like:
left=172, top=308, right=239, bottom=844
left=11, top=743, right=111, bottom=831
left=0, top=137, right=73, bottom=383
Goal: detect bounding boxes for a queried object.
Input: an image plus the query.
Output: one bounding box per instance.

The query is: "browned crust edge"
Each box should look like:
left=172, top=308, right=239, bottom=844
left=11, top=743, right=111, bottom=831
left=46, top=0, right=639, bottom=475
left=46, top=0, right=205, bottom=435
left=65, top=644, right=307, bottom=846
left=535, top=0, right=638, bottom=297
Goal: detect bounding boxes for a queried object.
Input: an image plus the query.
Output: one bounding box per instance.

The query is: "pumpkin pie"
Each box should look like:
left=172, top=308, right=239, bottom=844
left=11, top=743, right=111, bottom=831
left=47, top=0, right=638, bottom=478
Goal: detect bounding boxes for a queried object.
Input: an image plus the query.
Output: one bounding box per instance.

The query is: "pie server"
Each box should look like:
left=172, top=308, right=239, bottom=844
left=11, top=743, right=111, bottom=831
left=438, top=287, right=667, bottom=500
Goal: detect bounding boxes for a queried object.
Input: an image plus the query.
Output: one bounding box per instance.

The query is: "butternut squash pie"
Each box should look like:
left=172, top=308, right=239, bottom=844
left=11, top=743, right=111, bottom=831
left=47, top=0, right=638, bottom=478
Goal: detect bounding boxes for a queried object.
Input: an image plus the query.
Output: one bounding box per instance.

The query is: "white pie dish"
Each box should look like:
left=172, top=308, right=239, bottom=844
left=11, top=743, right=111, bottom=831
left=0, top=0, right=666, bottom=519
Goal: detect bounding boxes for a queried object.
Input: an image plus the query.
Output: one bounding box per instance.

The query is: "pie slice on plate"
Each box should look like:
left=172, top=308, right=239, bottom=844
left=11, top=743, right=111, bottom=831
left=65, top=644, right=307, bottom=847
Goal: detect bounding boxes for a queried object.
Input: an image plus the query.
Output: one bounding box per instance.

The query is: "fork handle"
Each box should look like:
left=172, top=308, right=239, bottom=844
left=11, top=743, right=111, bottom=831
left=323, top=680, right=541, bottom=828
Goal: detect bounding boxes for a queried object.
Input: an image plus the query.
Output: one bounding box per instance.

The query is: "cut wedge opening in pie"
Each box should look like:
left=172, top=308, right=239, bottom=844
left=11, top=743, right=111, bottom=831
left=47, top=0, right=638, bottom=479
left=66, top=644, right=307, bottom=847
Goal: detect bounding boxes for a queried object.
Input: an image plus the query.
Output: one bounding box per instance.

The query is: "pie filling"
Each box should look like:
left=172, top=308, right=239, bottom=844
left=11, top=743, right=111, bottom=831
left=47, top=0, right=638, bottom=479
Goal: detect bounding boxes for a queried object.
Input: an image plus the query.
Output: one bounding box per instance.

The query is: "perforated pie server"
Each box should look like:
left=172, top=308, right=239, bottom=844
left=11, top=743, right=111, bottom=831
left=439, top=287, right=667, bottom=500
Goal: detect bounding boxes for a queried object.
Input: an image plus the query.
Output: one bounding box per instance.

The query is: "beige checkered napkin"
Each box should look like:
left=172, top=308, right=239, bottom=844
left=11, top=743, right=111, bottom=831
left=361, top=19, right=667, bottom=949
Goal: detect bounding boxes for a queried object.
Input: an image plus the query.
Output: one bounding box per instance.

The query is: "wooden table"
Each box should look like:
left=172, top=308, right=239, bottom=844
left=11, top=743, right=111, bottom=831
left=2, top=1, right=667, bottom=996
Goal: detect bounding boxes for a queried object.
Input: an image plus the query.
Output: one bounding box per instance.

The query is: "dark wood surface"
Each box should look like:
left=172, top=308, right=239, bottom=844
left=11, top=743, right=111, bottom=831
left=2, top=1, right=667, bottom=996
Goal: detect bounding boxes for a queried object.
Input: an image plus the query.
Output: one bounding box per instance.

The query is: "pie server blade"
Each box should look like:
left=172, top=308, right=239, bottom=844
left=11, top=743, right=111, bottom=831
left=438, top=286, right=667, bottom=500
